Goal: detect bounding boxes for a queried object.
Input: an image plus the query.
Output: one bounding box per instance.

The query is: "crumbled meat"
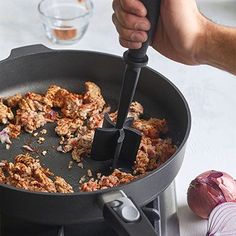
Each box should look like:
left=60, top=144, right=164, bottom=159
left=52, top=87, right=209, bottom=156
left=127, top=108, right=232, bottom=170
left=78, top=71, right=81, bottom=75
left=54, top=176, right=73, bottom=193
left=80, top=169, right=135, bottom=192
left=6, top=124, right=21, bottom=138
left=16, top=110, right=47, bottom=133
left=6, top=94, right=22, bottom=108
left=55, top=118, right=83, bottom=137
left=0, top=168, right=6, bottom=183
left=133, top=118, right=168, bottom=139
left=44, top=109, right=58, bottom=122
left=53, top=88, right=70, bottom=108
left=83, top=82, right=105, bottom=110
left=134, top=150, right=149, bottom=174
left=1, top=154, right=73, bottom=193
left=0, top=100, right=14, bottom=124
left=0, top=82, right=176, bottom=193
left=25, top=92, right=45, bottom=103
left=40, top=129, right=47, bottom=135
left=38, top=137, right=45, bottom=144
left=109, top=102, right=143, bottom=123
left=147, top=138, right=176, bottom=170
left=61, top=93, right=83, bottom=119
left=87, top=113, right=104, bottom=129
left=44, top=85, right=62, bottom=107
left=128, top=101, right=144, bottom=120
left=18, top=93, right=53, bottom=114
left=70, top=128, right=94, bottom=162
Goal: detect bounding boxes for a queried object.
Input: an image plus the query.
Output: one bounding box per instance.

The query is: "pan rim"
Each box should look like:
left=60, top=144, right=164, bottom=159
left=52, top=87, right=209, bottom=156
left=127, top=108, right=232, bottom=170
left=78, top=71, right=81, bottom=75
left=0, top=49, right=191, bottom=197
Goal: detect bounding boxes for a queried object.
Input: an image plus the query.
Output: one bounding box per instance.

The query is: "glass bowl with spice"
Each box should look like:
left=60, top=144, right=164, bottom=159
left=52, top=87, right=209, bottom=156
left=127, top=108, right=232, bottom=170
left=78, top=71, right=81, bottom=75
left=38, top=0, right=93, bottom=44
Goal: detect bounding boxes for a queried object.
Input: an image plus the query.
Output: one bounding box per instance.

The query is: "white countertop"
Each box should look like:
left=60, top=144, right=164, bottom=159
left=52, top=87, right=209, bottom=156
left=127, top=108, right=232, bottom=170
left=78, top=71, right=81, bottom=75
left=0, top=1, right=236, bottom=235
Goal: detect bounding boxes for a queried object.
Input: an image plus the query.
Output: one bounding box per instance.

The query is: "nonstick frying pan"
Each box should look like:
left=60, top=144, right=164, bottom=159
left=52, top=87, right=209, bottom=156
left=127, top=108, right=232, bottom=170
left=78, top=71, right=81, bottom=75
left=0, top=44, right=191, bottom=236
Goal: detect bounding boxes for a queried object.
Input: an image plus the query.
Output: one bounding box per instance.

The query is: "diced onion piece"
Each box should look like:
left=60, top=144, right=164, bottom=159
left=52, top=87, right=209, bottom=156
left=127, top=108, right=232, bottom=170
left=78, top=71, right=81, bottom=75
left=0, top=128, right=12, bottom=144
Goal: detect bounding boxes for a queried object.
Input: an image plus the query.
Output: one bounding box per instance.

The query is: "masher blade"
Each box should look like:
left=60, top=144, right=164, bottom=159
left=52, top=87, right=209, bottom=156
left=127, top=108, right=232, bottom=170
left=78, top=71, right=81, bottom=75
left=119, top=127, right=141, bottom=164
left=91, top=128, right=119, bottom=161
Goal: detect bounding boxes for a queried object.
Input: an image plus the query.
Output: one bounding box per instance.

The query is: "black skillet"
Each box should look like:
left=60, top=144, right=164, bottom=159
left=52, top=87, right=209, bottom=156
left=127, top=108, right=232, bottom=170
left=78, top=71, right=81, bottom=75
left=0, top=44, right=191, bottom=236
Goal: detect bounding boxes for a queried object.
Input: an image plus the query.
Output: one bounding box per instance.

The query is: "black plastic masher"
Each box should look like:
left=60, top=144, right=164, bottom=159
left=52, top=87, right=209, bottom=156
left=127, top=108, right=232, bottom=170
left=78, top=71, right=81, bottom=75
left=91, top=0, right=161, bottom=170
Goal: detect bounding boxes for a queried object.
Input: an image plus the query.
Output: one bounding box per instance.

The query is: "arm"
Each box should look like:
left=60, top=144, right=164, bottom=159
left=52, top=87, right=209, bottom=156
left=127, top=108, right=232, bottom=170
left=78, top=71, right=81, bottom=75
left=112, top=0, right=236, bottom=75
left=198, top=22, right=236, bottom=75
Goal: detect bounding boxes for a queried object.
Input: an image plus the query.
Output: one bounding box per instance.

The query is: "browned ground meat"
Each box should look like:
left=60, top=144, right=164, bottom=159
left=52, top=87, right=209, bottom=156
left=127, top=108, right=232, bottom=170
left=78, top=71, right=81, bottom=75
left=0, top=100, right=14, bottom=124
left=0, top=154, right=73, bottom=193
left=6, top=94, right=22, bottom=108
left=6, top=124, right=21, bottom=138
left=0, top=82, right=176, bottom=193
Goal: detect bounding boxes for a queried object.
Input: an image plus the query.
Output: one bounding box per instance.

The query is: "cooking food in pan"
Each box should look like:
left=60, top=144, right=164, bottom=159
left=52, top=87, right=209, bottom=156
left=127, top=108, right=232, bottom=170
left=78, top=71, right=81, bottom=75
left=0, top=81, right=176, bottom=193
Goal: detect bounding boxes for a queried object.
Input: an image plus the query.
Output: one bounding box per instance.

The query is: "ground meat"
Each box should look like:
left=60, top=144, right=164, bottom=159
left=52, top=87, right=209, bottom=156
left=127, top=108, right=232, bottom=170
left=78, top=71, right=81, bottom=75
left=80, top=169, right=135, bottom=192
left=70, top=128, right=94, bottom=162
left=16, top=110, right=47, bottom=133
left=0, top=82, right=176, bottom=193
left=54, top=176, right=73, bottom=193
left=44, top=85, right=62, bottom=107
left=25, top=92, right=45, bottom=103
left=6, top=94, right=22, bottom=108
left=19, top=92, right=50, bottom=113
left=55, top=118, right=83, bottom=137
left=0, top=167, right=6, bottom=183
left=148, top=138, right=177, bottom=170
left=133, top=118, right=168, bottom=139
left=1, top=154, right=73, bottom=193
left=87, top=113, right=104, bottom=129
left=44, top=108, right=58, bottom=122
left=109, top=102, right=143, bottom=123
left=53, top=88, right=70, bottom=108
left=128, top=101, right=144, bottom=120
left=0, top=100, right=14, bottom=124
left=134, top=150, right=149, bottom=174
left=83, top=82, right=106, bottom=111
left=6, top=124, right=21, bottom=138
left=61, top=93, right=83, bottom=119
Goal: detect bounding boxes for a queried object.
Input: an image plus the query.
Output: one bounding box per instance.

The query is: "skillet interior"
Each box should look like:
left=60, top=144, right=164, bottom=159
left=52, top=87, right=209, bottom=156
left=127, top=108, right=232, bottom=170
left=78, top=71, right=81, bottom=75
left=0, top=49, right=188, bottom=192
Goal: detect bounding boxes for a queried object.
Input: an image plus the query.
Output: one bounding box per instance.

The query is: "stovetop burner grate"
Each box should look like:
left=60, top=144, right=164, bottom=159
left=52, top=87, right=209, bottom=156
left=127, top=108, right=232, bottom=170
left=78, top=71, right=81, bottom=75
left=0, top=182, right=179, bottom=236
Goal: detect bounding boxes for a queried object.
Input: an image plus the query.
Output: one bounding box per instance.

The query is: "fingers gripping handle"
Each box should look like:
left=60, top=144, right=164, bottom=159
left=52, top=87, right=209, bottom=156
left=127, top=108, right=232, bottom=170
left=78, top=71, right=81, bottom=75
left=128, top=0, right=161, bottom=60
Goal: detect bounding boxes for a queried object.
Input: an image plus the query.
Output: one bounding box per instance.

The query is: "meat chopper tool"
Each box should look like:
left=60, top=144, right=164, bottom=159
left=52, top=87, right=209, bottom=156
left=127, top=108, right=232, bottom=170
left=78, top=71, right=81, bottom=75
left=91, top=0, right=161, bottom=170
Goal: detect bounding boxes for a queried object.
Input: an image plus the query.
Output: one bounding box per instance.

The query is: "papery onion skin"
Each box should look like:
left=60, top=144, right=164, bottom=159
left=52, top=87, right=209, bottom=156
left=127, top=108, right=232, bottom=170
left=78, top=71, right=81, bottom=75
left=187, top=170, right=236, bottom=219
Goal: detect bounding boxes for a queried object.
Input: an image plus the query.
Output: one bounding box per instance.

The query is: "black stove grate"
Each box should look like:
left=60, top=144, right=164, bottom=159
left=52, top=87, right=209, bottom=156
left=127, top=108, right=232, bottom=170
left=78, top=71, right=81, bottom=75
left=0, top=182, right=179, bottom=236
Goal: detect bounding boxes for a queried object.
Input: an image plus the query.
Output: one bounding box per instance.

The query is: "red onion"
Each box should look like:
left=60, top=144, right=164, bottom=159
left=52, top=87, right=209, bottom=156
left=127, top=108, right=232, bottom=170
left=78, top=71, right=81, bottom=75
left=187, top=170, right=236, bottom=219
left=22, top=145, right=34, bottom=152
left=207, top=202, right=236, bottom=235
left=0, top=128, right=12, bottom=144
left=56, top=145, right=66, bottom=153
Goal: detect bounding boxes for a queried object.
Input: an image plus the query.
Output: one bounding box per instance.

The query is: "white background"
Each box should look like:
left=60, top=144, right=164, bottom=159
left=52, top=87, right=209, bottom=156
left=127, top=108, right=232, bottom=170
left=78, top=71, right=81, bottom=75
left=0, top=1, right=236, bottom=235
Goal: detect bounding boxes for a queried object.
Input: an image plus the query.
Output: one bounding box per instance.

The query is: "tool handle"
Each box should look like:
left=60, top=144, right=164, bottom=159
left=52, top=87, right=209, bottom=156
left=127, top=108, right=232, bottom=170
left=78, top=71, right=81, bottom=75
left=116, top=0, right=161, bottom=129
left=128, top=0, right=161, bottom=61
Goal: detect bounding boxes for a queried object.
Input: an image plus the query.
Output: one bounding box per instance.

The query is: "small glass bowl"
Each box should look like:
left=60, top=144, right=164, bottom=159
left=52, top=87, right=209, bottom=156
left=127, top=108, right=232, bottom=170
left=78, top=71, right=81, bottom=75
left=38, top=0, right=93, bottom=45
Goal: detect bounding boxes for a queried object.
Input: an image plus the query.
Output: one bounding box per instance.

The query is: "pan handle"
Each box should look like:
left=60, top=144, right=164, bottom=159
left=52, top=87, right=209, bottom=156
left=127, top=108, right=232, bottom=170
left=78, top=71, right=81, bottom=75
left=6, top=44, right=52, bottom=60
left=100, top=191, right=158, bottom=236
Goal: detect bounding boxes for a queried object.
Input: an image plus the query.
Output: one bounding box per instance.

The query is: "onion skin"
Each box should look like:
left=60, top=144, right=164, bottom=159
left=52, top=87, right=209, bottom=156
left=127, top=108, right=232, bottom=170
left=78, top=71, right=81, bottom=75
left=187, top=170, right=236, bottom=219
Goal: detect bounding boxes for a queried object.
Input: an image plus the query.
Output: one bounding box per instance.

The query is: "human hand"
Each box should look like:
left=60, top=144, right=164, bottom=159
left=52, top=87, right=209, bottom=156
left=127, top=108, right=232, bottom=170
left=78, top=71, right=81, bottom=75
left=112, top=0, right=208, bottom=65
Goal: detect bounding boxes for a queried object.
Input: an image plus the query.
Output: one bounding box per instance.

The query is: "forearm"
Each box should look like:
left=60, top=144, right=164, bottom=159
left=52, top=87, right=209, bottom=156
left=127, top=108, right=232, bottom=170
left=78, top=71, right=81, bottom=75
left=198, top=20, right=236, bottom=75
